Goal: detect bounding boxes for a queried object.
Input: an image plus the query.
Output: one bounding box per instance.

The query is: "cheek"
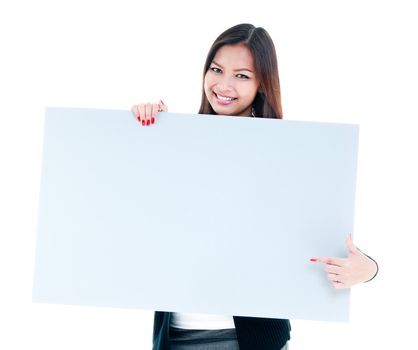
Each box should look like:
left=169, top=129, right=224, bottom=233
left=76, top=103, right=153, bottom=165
left=242, top=83, right=259, bottom=100
left=203, top=75, right=213, bottom=97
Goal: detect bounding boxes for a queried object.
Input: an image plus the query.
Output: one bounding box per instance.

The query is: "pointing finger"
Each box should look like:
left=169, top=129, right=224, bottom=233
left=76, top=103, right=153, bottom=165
left=315, top=256, right=346, bottom=267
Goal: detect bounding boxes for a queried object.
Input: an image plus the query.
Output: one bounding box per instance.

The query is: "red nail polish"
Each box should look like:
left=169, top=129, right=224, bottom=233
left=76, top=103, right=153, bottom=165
left=146, top=120, right=150, bottom=125
left=310, top=258, right=318, bottom=262
left=151, top=117, right=155, bottom=124
left=137, top=116, right=141, bottom=122
left=142, top=120, right=145, bottom=125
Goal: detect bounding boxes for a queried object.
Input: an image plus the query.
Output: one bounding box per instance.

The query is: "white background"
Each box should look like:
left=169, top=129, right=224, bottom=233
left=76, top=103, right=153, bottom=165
left=0, top=0, right=417, bottom=349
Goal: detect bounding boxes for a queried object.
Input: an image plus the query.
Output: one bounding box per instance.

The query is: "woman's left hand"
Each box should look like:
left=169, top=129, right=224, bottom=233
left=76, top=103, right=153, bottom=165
left=311, top=234, right=378, bottom=289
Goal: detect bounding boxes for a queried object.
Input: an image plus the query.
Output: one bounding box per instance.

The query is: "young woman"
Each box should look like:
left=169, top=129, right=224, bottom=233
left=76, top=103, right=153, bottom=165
left=131, top=23, right=378, bottom=350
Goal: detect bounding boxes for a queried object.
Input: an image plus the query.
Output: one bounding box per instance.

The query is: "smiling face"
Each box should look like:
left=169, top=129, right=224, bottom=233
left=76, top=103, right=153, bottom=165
left=204, top=44, right=260, bottom=117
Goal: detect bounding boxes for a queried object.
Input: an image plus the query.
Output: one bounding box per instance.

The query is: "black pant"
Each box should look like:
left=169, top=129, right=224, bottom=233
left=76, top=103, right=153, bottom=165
left=168, top=327, right=289, bottom=350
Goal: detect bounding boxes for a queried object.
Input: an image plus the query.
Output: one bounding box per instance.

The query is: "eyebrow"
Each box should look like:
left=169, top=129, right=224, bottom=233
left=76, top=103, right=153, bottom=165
left=212, top=60, right=254, bottom=73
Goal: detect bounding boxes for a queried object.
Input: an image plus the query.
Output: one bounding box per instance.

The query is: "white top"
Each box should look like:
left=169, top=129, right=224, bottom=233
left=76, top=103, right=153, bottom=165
left=170, top=312, right=235, bottom=330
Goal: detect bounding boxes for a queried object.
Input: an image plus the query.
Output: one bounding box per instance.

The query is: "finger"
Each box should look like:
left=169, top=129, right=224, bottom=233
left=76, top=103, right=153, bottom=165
left=159, top=99, right=168, bottom=112
left=325, top=264, right=342, bottom=274
left=138, top=103, right=146, bottom=126
left=332, top=281, right=347, bottom=290
left=316, top=256, right=346, bottom=267
left=151, top=103, right=159, bottom=125
left=131, top=105, right=141, bottom=122
left=327, top=273, right=343, bottom=283
left=346, top=233, right=358, bottom=254
left=144, top=103, right=153, bottom=126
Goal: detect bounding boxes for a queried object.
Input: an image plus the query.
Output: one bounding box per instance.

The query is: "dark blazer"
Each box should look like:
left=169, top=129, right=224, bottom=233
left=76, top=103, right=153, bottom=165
left=152, top=311, right=291, bottom=350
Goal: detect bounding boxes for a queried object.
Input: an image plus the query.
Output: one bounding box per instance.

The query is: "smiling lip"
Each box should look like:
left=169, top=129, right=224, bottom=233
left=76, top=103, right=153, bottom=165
left=214, top=92, right=237, bottom=105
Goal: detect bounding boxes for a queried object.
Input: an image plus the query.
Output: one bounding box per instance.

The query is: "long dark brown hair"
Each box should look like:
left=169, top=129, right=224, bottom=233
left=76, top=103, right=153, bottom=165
left=198, top=23, right=283, bottom=119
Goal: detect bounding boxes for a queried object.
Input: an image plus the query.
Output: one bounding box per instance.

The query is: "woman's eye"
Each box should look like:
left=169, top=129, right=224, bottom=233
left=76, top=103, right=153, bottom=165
left=236, top=74, right=250, bottom=79
left=210, top=67, right=221, bottom=73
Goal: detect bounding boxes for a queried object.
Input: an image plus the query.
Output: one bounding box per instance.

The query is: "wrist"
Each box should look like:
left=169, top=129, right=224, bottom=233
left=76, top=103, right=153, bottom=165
left=364, top=255, right=379, bottom=282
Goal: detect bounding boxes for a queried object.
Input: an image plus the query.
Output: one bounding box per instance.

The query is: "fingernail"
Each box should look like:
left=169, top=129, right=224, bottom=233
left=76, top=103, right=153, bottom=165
left=310, top=258, right=318, bottom=262
left=142, top=120, right=145, bottom=126
left=151, top=117, right=155, bottom=124
left=137, top=116, right=141, bottom=122
left=146, top=120, right=150, bottom=126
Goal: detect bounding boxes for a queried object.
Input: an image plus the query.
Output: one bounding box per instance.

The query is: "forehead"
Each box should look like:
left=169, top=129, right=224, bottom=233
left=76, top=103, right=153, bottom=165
left=213, top=44, right=255, bottom=69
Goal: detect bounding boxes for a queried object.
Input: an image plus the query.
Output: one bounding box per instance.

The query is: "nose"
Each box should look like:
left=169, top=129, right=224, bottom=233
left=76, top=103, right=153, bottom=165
left=217, top=76, right=234, bottom=94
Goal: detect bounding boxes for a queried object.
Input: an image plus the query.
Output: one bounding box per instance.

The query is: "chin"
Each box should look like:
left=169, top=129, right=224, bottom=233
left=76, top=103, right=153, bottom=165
left=214, top=109, right=234, bottom=116
left=210, top=105, right=236, bottom=116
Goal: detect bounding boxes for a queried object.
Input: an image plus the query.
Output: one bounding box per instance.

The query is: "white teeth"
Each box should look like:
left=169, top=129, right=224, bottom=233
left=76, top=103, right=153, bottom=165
left=216, top=93, right=236, bottom=101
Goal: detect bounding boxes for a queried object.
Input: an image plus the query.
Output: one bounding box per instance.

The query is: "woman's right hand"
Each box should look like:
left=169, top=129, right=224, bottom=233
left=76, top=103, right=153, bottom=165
left=131, top=100, right=168, bottom=126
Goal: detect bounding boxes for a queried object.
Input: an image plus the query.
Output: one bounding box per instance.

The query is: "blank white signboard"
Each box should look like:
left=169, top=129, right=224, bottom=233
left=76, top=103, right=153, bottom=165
left=33, top=107, right=359, bottom=322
